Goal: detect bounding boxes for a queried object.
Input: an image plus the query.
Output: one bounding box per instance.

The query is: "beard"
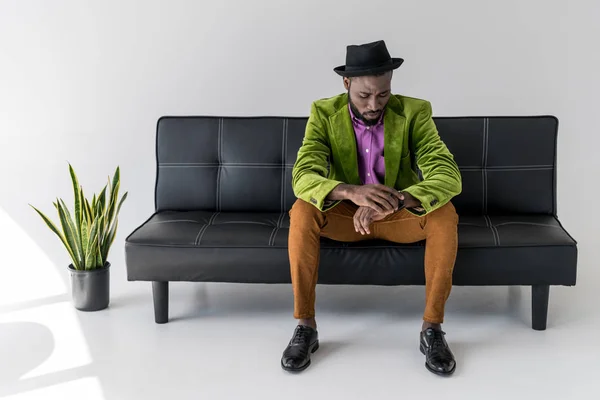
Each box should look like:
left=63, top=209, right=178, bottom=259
left=348, top=92, right=382, bottom=126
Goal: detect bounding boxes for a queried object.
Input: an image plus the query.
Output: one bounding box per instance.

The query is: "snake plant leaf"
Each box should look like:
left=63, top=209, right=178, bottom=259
left=107, top=167, right=120, bottom=221
left=69, top=164, right=83, bottom=245
left=84, top=195, right=93, bottom=224
left=117, top=192, right=128, bottom=215
left=105, top=184, right=118, bottom=232
left=85, top=215, right=102, bottom=269
left=85, top=234, right=98, bottom=270
left=96, top=238, right=103, bottom=267
left=57, top=199, right=83, bottom=269
left=96, top=184, right=107, bottom=219
left=101, top=218, right=119, bottom=261
left=81, top=216, right=89, bottom=256
left=30, top=204, right=79, bottom=269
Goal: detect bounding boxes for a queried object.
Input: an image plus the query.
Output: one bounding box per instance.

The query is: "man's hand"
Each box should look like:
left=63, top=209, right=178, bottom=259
left=347, top=184, right=405, bottom=214
left=353, top=206, right=394, bottom=235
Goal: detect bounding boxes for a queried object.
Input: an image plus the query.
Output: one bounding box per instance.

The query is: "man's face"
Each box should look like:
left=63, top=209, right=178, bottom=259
left=344, top=72, right=392, bottom=125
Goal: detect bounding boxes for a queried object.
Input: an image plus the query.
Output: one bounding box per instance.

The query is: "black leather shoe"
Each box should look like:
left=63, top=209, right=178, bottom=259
left=419, top=328, right=456, bottom=376
left=281, top=325, right=319, bottom=372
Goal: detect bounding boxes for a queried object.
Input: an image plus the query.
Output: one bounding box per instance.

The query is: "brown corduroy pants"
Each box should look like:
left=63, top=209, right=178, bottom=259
left=288, top=199, right=459, bottom=324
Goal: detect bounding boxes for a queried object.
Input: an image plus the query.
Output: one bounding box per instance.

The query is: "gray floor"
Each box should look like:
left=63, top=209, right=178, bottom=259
left=1, top=238, right=598, bottom=400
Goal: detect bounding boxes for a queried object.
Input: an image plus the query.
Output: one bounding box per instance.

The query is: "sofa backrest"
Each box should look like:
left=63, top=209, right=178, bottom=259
left=154, top=115, right=558, bottom=216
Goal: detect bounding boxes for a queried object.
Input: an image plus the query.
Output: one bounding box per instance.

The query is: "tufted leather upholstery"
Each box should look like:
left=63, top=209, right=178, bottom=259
left=125, top=115, right=577, bottom=287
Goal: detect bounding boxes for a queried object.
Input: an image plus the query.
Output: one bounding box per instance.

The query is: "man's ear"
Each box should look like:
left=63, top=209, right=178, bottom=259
left=343, top=77, right=351, bottom=90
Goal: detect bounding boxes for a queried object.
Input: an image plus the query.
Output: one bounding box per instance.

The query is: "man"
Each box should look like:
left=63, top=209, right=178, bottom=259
left=281, top=40, right=462, bottom=376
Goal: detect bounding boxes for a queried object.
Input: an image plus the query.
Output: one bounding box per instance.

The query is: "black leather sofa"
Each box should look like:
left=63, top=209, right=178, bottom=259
left=125, top=115, right=578, bottom=330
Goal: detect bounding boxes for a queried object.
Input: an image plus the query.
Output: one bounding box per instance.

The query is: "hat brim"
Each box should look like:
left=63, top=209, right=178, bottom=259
left=333, top=58, right=404, bottom=77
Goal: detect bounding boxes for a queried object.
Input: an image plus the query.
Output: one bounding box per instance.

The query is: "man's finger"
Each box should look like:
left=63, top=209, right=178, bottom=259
left=359, top=215, right=367, bottom=235
left=366, top=198, right=386, bottom=214
left=360, top=210, right=371, bottom=234
left=377, top=186, right=405, bottom=201
left=369, top=192, right=395, bottom=210
left=363, top=215, right=372, bottom=235
left=353, top=210, right=361, bottom=233
left=355, top=209, right=366, bottom=235
left=371, top=193, right=396, bottom=211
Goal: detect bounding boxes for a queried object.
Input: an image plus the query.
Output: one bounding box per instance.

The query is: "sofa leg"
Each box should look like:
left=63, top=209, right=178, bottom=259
left=532, top=285, right=549, bottom=331
left=152, top=281, right=169, bottom=324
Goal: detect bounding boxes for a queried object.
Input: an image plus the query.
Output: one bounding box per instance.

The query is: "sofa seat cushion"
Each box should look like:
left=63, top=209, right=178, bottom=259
left=125, top=211, right=577, bottom=285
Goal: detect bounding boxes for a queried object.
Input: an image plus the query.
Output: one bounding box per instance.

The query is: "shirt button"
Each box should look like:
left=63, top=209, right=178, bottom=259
left=366, top=149, right=369, bottom=153
left=367, top=173, right=371, bottom=177
left=367, top=127, right=371, bottom=130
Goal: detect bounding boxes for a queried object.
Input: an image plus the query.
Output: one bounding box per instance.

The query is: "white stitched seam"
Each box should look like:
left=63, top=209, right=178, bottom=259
left=459, top=166, right=554, bottom=171
left=161, top=163, right=295, bottom=167
left=148, top=220, right=203, bottom=225
left=458, top=222, right=489, bottom=227
left=481, top=168, right=485, bottom=215
left=269, top=212, right=285, bottom=246
left=218, top=118, right=223, bottom=211
left=480, top=118, right=486, bottom=168
left=480, top=118, right=486, bottom=215
left=283, top=119, right=288, bottom=212
left=161, top=165, right=291, bottom=169
left=218, top=221, right=273, bottom=226
left=194, top=225, right=208, bottom=245
left=494, top=222, right=560, bottom=228
left=195, top=211, right=220, bottom=245
left=484, top=118, right=489, bottom=214
left=491, top=225, right=501, bottom=245
left=484, top=215, right=500, bottom=246
left=487, top=168, right=553, bottom=172
left=280, top=119, right=286, bottom=215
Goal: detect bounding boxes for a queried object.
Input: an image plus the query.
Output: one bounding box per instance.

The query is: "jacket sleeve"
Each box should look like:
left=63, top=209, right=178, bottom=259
left=402, top=101, right=462, bottom=215
left=291, top=102, right=345, bottom=211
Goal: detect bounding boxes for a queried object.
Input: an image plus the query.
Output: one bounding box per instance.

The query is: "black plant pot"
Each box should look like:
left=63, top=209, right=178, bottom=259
left=68, top=262, right=110, bottom=311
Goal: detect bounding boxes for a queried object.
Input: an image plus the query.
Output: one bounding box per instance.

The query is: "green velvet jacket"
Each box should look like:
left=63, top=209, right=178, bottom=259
left=291, top=93, right=462, bottom=216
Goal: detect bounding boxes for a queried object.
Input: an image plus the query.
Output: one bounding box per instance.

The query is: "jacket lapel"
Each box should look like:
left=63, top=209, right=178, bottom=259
left=383, top=96, right=406, bottom=188
left=330, top=102, right=361, bottom=185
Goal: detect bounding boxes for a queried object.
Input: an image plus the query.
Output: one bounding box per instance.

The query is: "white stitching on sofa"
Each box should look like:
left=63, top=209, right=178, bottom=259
left=280, top=119, right=286, bottom=216
left=487, top=165, right=553, bottom=169
left=194, top=212, right=220, bottom=245
left=494, top=222, right=560, bottom=228
left=218, top=221, right=273, bottom=226
left=148, top=219, right=203, bottom=225
left=487, top=168, right=553, bottom=172
left=458, top=222, right=488, bottom=227
left=283, top=119, right=288, bottom=209
left=484, top=215, right=499, bottom=246
left=218, top=118, right=223, bottom=211
left=483, top=118, right=489, bottom=214
left=161, top=163, right=293, bottom=167
left=491, top=225, right=501, bottom=246
left=487, top=215, right=502, bottom=246
left=194, top=224, right=208, bottom=245
left=269, top=212, right=285, bottom=246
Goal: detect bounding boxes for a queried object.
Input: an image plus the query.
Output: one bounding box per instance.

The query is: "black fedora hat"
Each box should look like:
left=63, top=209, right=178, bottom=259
left=334, top=40, right=404, bottom=77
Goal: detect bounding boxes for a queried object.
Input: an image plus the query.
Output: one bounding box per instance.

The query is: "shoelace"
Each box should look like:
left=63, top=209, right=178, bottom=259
left=430, top=330, right=446, bottom=351
left=291, top=326, right=311, bottom=346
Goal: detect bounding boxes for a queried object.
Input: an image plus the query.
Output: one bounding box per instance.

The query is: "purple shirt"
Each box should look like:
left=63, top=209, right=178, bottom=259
left=349, top=104, right=386, bottom=185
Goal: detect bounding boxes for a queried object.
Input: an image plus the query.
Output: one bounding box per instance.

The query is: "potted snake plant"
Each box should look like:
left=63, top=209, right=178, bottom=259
left=30, top=164, right=127, bottom=311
